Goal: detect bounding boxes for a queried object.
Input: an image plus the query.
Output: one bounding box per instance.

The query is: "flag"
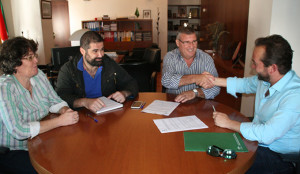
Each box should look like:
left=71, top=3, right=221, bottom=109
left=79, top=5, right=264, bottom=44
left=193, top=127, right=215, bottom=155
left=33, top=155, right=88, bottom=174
left=0, top=0, right=8, bottom=41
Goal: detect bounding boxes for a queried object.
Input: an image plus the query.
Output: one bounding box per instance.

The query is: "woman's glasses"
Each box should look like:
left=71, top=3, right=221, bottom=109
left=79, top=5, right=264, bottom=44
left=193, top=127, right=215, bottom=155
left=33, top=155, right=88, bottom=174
left=206, top=145, right=237, bottom=159
left=23, top=53, right=38, bottom=61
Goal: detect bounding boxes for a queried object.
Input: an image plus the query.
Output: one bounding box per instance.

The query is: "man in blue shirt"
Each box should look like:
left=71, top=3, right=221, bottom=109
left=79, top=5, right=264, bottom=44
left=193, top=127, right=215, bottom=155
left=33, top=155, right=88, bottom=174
left=212, top=35, right=299, bottom=173
left=56, top=31, right=138, bottom=113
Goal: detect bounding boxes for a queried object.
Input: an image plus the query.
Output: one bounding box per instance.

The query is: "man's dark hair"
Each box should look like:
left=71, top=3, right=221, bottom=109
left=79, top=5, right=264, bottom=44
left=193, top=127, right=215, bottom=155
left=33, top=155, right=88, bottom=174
left=0, top=37, right=38, bottom=75
left=176, top=26, right=196, bottom=40
left=80, top=31, right=104, bottom=51
left=255, top=34, right=293, bottom=74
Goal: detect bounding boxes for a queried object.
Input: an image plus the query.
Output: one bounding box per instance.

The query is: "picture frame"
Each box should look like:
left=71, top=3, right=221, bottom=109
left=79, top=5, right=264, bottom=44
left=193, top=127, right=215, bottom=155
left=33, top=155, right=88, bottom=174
left=180, top=20, right=189, bottom=27
left=190, top=8, right=199, bottom=18
left=178, top=6, right=187, bottom=17
left=41, top=0, right=52, bottom=19
left=143, top=10, right=151, bottom=19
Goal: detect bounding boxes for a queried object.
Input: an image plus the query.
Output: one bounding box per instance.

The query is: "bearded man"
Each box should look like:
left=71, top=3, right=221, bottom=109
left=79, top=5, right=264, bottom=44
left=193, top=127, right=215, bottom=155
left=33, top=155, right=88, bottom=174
left=56, top=31, right=138, bottom=112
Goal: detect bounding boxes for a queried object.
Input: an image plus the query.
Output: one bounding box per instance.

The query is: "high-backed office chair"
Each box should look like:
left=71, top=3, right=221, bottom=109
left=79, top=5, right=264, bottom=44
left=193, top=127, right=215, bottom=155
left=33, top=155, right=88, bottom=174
left=51, top=46, right=81, bottom=71
left=49, top=46, right=81, bottom=88
left=119, top=47, right=161, bottom=92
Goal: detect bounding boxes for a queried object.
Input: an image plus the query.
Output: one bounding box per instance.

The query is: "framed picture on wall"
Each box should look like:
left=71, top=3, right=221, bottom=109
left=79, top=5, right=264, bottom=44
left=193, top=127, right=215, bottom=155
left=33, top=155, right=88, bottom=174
left=190, top=8, right=199, bottom=18
left=178, top=6, right=187, bottom=17
left=41, top=0, right=52, bottom=19
left=143, top=10, right=151, bottom=19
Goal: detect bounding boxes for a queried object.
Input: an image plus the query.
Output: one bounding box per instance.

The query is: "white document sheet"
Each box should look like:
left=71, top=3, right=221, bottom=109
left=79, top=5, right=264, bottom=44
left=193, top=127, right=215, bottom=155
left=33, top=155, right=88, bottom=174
left=95, top=97, right=123, bottom=114
left=153, top=115, right=208, bottom=133
left=142, top=100, right=180, bottom=116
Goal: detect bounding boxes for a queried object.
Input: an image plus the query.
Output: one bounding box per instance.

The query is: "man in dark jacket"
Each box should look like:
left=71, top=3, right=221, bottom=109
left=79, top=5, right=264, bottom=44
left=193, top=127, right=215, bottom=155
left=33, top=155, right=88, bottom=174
left=56, top=31, right=138, bottom=112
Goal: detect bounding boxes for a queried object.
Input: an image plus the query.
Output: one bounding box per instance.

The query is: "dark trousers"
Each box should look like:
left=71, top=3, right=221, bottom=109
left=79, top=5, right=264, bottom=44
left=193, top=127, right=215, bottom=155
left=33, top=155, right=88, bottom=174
left=246, top=146, right=296, bottom=174
left=0, top=150, right=37, bottom=174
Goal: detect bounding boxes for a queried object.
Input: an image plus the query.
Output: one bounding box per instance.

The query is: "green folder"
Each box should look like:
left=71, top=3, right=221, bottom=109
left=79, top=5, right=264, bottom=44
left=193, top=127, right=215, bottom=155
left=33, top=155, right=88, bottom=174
left=184, top=132, right=248, bottom=152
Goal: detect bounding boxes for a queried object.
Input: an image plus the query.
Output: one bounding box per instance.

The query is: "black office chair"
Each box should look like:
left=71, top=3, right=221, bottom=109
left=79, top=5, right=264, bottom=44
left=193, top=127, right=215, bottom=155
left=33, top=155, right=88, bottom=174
left=119, top=47, right=161, bottom=92
left=49, top=46, right=81, bottom=88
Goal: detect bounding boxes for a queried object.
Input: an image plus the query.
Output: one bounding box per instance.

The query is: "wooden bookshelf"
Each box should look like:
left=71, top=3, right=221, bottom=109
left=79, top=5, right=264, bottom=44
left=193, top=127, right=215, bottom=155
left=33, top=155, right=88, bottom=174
left=82, top=19, right=153, bottom=51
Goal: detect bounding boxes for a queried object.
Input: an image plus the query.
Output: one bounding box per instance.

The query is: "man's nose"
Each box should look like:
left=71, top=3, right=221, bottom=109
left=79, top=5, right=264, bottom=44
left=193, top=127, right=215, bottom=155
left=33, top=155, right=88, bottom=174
left=97, top=51, right=104, bottom=57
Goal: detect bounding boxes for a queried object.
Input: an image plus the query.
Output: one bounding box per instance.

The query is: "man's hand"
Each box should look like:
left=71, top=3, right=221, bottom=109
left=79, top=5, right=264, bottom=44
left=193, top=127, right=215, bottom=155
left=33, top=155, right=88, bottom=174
left=58, top=109, right=79, bottom=126
left=83, top=98, right=106, bottom=113
left=194, top=71, right=215, bottom=89
left=175, top=90, right=196, bottom=103
left=213, top=111, right=241, bottom=132
left=108, top=91, right=126, bottom=103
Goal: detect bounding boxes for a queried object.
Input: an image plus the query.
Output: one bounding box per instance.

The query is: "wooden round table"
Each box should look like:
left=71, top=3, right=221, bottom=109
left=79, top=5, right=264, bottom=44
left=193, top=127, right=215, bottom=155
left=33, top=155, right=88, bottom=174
left=28, top=93, right=257, bottom=174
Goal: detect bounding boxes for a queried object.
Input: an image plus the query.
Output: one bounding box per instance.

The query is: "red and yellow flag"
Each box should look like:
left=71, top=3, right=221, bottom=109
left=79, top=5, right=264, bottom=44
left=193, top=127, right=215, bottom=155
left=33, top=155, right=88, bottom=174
left=0, top=0, right=8, bottom=42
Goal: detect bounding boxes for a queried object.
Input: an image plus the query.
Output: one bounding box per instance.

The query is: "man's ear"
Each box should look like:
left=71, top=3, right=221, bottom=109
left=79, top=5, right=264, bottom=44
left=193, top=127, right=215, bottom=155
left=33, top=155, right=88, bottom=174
left=80, top=47, right=86, bottom=56
left=175, top=39, right=180, bottom=47
left=268, top=64, right=278, bottom=74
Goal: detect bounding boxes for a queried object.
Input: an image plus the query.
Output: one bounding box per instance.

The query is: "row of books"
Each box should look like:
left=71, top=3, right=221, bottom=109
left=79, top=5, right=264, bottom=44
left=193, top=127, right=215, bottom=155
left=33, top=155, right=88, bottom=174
left=101, top=32, right=152, bottom=42
left=83, top=22, right=117, bottom=31
left=135, top=32, right=152, bottom=41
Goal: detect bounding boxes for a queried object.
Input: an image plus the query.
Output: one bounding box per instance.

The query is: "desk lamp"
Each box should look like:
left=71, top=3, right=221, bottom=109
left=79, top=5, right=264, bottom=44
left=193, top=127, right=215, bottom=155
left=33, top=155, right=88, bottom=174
left=69, top=29, right=90, bottom=46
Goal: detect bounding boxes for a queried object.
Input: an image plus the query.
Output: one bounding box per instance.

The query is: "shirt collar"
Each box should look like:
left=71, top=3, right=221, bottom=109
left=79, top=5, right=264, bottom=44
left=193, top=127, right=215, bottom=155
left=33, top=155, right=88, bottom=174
left=264, top=70, right=294, bottom=96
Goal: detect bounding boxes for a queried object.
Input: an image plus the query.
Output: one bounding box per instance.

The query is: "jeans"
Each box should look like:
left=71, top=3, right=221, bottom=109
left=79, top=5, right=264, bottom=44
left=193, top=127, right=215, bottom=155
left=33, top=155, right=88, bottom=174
left=246, top=146, right=296, bottom=174
left=0, top=149, right=37, bottom=174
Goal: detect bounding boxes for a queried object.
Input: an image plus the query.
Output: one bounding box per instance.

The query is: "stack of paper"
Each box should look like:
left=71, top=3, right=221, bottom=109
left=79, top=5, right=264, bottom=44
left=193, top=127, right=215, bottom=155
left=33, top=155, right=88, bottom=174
left=95, top=97, right=123, bottom=114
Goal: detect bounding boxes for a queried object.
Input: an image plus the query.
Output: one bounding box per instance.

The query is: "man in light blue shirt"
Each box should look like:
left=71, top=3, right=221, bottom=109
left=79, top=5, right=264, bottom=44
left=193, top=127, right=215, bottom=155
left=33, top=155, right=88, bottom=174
left=212, top=35, right=299, bottom=173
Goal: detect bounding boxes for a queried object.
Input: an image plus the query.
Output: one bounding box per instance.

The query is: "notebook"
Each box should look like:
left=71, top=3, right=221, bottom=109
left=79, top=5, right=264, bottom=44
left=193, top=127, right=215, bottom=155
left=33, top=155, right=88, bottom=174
left=184, top=132, right=248, bottom=152
left=94, top=97, right=123, bottom=114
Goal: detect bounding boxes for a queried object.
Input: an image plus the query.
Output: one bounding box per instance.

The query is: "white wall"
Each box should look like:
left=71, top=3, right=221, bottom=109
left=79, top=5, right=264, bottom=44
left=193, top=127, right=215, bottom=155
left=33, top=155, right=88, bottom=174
left=68, top=0, right=168, bottom=57
left=2, top=0, right=54, bottom=65
left=241, top=0, right=300, bottom=117
left=270, top=0, right=300, bottom=75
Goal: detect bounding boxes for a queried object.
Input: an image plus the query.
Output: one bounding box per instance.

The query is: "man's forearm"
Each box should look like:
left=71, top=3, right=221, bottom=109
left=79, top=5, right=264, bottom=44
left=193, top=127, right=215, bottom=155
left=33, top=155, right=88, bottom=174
left=178, top=75, right=196, bottom=87
left=73, top=98, right=87, bottom=108
left=214, top=77, right=227, bottom=87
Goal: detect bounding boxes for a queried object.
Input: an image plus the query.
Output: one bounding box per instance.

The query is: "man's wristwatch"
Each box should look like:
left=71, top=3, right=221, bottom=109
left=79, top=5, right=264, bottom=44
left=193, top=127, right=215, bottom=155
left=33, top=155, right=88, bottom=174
left=193, top=89, right=198, bottom=97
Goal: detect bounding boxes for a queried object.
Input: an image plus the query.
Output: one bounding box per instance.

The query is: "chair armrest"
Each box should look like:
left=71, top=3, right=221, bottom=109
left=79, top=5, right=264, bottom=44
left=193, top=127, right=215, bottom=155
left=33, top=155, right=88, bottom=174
left=150, top=71, right=157, bottom=92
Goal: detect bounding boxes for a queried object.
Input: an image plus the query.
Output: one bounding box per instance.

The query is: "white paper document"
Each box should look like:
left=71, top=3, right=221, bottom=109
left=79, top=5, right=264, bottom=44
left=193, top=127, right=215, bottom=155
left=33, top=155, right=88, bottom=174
left=95, top=97, right=123, bottom=114
left=142, top=100, right=180, bottom=116
left=153, top=115, right=208, bottom=133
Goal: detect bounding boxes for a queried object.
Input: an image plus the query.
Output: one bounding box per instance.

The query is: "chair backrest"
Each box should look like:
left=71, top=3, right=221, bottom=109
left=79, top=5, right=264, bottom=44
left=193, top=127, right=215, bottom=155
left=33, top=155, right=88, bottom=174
left=142, top=48, right=161, bottom=72
left=51, top=46, right=81, bottom=71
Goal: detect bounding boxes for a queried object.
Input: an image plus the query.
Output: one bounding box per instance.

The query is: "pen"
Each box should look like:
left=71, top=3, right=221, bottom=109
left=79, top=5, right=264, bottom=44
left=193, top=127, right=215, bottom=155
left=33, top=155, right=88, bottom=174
left=212, top=105, right=216, bottom=112
left=87, top=114, right=98, bottom=123
left=140, top=102, right=146, bottom=109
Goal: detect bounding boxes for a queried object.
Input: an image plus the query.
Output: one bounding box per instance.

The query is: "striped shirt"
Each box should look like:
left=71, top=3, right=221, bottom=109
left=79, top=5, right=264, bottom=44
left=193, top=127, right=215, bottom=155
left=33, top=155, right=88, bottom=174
left=161, top=48, right=220, bottom=99
left=0, top=69, right=68, bottom=150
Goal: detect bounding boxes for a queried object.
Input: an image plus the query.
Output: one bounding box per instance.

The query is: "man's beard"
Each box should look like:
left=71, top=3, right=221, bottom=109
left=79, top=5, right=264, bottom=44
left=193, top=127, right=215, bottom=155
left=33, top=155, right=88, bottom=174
left=257, top=72, right=270, bottom=82
left=85, top=53, right=103, bottom=66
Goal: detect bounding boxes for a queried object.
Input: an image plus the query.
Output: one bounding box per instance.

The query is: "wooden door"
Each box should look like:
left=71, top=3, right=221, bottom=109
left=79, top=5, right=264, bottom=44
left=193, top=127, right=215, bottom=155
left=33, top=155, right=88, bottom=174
left=52, top=0, right=71, bottom=47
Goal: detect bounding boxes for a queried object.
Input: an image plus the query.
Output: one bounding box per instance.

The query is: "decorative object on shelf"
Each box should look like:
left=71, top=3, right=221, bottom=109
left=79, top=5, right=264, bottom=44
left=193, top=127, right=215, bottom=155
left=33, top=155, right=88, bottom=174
left=102, top=15, right=110, bottom=20
left=190, top=8, right=199, bottom=18
left=143, top=10, right=151, bottom=19
left=41, top=0, right=52, bottom=19
left=178, top=6, right=187, bottom=17
left=135, top=8, right=140, bottom=18
left=168, top=10, right=172, bottom=18
left=180, top=20, right=188, bottom=27
left=168, top=21, right=173, bottom=30
left=172, top=13, right=176, bottom=18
